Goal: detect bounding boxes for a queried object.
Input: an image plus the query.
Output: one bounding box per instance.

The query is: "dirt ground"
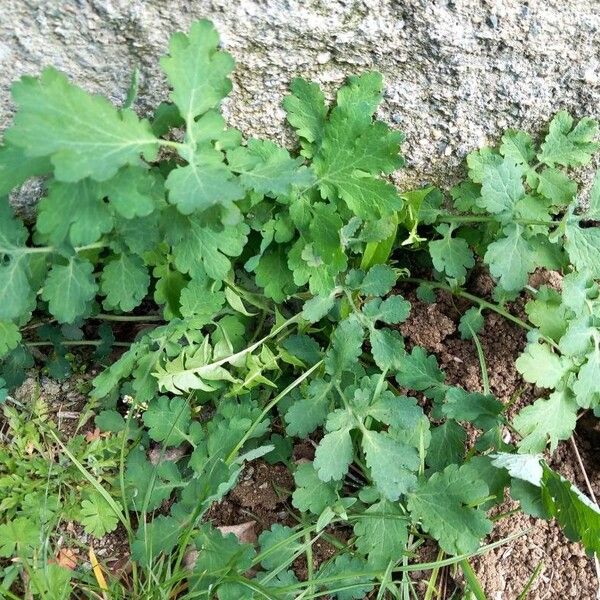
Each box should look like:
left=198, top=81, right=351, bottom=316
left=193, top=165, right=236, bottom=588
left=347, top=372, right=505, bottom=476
left=7, top=269, right=600, bottom=598
left=398, top=271, right=600, bottom=599
left=201, top=268, right=600, bottom=598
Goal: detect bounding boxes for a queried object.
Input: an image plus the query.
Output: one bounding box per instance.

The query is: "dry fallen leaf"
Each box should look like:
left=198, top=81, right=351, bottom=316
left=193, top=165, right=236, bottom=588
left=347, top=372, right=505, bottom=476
left=54, top=547, right=78, bottom=570
left=85, top=428, right=107, bottom=442
left=217, top=521, right=257, bottom=545
left=148, top=445, right=188, bottom=465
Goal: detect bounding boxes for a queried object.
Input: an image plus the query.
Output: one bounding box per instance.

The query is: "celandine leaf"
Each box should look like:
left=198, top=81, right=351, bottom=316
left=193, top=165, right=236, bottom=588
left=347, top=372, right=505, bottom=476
left=7, top=68, right=158, bottom=181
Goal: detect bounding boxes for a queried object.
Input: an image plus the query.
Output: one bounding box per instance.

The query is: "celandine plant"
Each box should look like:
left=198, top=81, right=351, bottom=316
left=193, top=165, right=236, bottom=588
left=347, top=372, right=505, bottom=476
left=0, top=18, right=599, bottom=599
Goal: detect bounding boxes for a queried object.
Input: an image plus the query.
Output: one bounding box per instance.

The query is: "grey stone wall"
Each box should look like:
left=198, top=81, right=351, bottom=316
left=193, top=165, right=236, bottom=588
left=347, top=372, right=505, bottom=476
left=1, top=0, right=599, bottom=192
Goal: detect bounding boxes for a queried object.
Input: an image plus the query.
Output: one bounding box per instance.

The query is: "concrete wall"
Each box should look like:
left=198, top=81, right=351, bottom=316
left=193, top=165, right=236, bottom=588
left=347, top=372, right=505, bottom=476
left=1, top=0, right=599, bottom=194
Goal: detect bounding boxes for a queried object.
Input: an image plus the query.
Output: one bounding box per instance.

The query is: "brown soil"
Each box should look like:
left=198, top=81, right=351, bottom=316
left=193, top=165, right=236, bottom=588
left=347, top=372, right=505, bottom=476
left=8, top=269, right=600, bottom=598
left=398, top=273, right=600, bottom=600
left=206, top=460, right=294, bottom=532
left=203, top=271, right=600, bottom=598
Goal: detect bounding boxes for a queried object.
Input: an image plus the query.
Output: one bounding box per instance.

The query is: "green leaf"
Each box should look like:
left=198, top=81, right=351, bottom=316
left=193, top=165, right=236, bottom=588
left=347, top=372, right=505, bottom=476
left=131, top=515, right=180, bottom=567
left=0, top=321, right=21, bottom=359
left=0, top=197, right=28, bottom=253
left=333, top=177, right=403, bottom=220
left=228, top=139, right=313, bottom=196
left=515, top=343, right=568, bottom=388
left=559, top=317, right=596, bottom=357
left=0, top=199, right=36, bottom=321
left=317, top=555, right=374, bottom=600
left=491, top=452, right=544, bottom=487
left=292, top=462, right=338, bottom=515
left=0, top=517, right=39, bottom=557
left=564, top=220, right=600, bottom=278
left=362, top=296, right=411, bottom=325
left=511, top=478, right=550, bottom=519
left=142, top=396, right=191, bottom=447
left=258, top=524, right=302, bottom=571
left=538, top=111, right=599, bottom=167
left=354, top=500, right=408, bottom=568
left=585, top=170, right=600, bottom=219
left=281, top=334, right=322, bottom=366
left=429, top=224, right=474, bottom=281
left=540, top=465, right=600, bottom=554
left=458, top=307, right=484, bottom=340
left=285, top=379, right=332, bottom=437
left=165, top=153, right=244, bottom=215
left=160, top=20, right=234, bottom=121
left=179, top=278, right=225, bottom=321
left=513, top=389, right=578, bottom=452
left=426, top=421, right=466, bottom=471
left=80, top=493, right=121, bottom=538
left=484, top=224, right=535, bottom=291
left=395, top=346, right=446, bottom=401
left=524, top=287, right=567, bottom=341
left=560, top=270, right=595, bottom=314
left=314, top=426, right=354, bottom=482
left=571, top=349, right=600, bottom=408
left=37, top=179, right=113, bottom=246
left=192, top=524, right=255, bottom=588
left=302, top=294, right=335, bottom=323
left=451, top=180, right=482, bottom=213
left=1, top=346, right=34, bottom=388
left=536, top=168, right=577, bottom=204
left=95, top=410, right=126, bottom=433
left=255, top=245, right=297, bottom=302
left=0, top=144, right=50, bottom=196
left=283, top=78, right=327, bottom=158
left=100, top=253, right=150, bottom=312
left=7, top=67, right=158, bottom=181
left=313, top=73, right=404, bottom=219
left=100, top=165, right=163, bottom=219
left=362, top=430, right=419, bottom=500
left=124, top=446, right=180, bottom=511
left=369, top=328, right=405, bottom=371
left=407, top=464, right=492, bottom=555
left=360, top=264, right=398, bottom=296
left=467, top=148, right=502, bottom=183
left=325, top=317, right=364, bottom=376
left=42, top=258, right=97, bottom=323
left=173, top=218, right=249, bottom=281
left=442, top=387, right=503, bottom=431
left=477, top=158, right=524, bottom=215
left=310, top=203, right=344, bottom=264
left=29, top=564, right=72, bottom=599
left=499, top=130, right=535, bottom=165
left=462, top=455, right=510, bottom=507
left=494, top=453, right=600, bottom=554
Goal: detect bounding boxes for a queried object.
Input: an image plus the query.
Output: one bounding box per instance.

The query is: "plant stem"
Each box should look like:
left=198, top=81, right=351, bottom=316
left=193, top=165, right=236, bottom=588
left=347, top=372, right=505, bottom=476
left=92, top=313, right=163, bottom=323
left=460, top=558, right=488, bottom=600
left=424, top=549, right=444, bottom=600
left=26, top=340, right=131, bottom=348
left=158, top=138, right=187, bottom=152
left=436, top=214, right=556, bottom=228
left=21, top=241, right=106, bottom=255
left=304, top=532, right=315, bottom=598
left=516, top=561, right=544, bottom=600
left=471, top=328, right=490, bottom=396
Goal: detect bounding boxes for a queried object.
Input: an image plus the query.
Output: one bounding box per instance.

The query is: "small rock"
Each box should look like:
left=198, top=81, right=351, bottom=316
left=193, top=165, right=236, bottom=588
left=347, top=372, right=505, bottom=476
left=583, top=67, right=599, bottom=85
left=316, top=51, right=331, bottom=64
left=217, top=521, right=257, bottom=545
left=486, top=14, right=499, bottom=29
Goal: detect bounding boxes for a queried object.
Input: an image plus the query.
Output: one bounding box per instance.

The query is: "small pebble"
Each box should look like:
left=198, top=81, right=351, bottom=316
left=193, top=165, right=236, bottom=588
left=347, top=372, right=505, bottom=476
left=316, top=51, right=331, bottom=64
